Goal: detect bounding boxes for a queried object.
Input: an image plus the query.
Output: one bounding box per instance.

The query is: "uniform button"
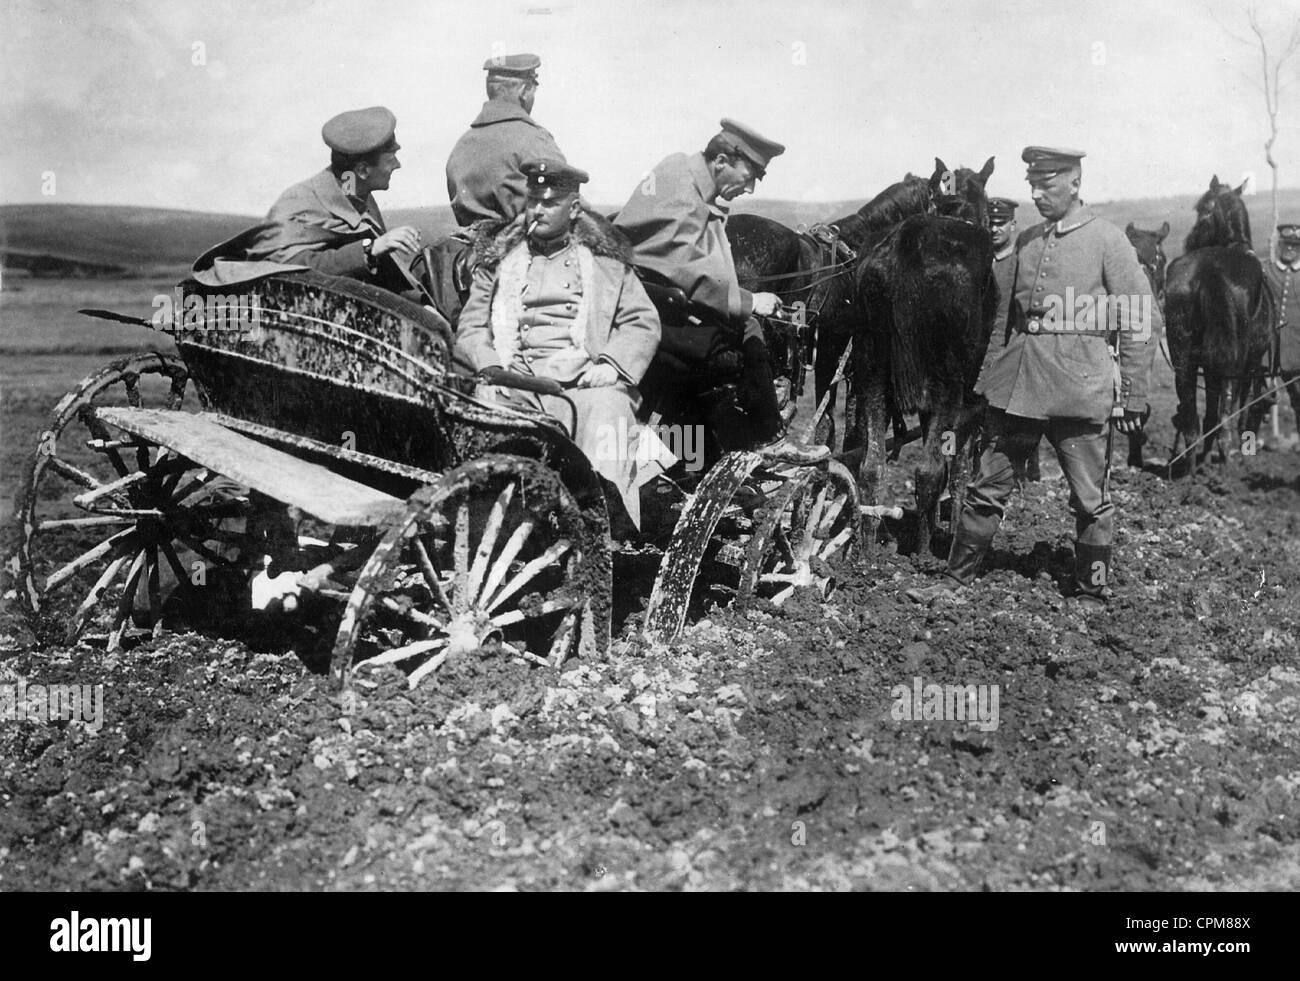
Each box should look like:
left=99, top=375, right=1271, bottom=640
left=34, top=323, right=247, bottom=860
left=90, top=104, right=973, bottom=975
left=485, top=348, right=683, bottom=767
left=563, top=282, right=570, bottom=288
left=564, top=259, right=572, bottom=267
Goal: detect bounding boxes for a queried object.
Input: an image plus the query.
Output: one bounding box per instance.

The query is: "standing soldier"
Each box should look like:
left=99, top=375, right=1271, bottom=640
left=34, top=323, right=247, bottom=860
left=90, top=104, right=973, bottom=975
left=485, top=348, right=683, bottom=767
left=431, top=54, right=567, bottom=325
left=613, top=119, right=829, bottom=465
left=1265, top=223, right=1300, bottom=443
left=445, top=53, right=567, bottom=227
left=909, top=147, right=1157, bottom=608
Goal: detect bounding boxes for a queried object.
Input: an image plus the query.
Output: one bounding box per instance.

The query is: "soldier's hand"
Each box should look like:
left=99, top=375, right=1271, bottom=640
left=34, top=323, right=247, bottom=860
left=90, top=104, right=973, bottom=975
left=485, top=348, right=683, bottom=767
left=751, top=292, right=782, bottom=317
left=373, top=226, right=421, bottom=257
left=576, top=363, right=618, bottom=388
left=1114, top=408, right=1146, bottom=434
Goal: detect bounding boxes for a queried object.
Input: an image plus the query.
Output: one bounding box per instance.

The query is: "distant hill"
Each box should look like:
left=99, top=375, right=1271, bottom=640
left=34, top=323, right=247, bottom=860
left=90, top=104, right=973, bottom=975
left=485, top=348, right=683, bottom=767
left=4, top=187, right=1300, bottom=276
left=0, top=203, right=462, bottom=278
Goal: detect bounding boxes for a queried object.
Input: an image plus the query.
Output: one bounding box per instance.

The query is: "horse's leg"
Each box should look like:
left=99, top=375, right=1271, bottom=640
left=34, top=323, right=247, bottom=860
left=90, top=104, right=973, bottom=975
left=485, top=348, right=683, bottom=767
left=1172, top=361, right=1201, bottom=476
left=914, top=401, right=953, bottom=558
left=813, top=327, right=845, bottom=449
left=856, top=363, right=890, bottom=551
left=1223, top=374, right=1239, bottom=466
left=947, top=399, right=982, bottom=535
left=1201, top=371, right=1223, bottom=466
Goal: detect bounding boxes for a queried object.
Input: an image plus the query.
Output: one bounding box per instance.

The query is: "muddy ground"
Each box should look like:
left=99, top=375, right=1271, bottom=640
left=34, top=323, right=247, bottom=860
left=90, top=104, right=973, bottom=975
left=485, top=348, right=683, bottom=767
left=2, top=361, right=1300, bottom=891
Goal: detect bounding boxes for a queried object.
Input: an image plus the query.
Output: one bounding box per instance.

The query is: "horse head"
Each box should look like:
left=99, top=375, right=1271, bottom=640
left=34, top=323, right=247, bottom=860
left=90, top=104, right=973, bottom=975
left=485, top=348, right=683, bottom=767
left=928, top=157, right=994, bottom=228
left=1186, top=174, right=1252, bottom=251
left=842, top=174, right=933, bottom=246
left=1126, top=221, right=1170, bottom=305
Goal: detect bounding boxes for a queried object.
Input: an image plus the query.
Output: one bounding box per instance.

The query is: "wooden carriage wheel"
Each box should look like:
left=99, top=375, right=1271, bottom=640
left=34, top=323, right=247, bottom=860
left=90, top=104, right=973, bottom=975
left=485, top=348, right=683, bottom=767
left=331, top=455, right=611, bottom=687
left=736, top=459, right=860, bottom=609
left=13, top=353, right=261, bottom=648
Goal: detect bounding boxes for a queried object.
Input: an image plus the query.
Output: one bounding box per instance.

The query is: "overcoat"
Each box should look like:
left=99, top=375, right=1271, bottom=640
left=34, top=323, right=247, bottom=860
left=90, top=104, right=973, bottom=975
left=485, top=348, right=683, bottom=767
left=455, top=212, right=663, bottom=524
left=445, top=100, right=567, bottom=227
left=613, top=152, right=753, bottom=324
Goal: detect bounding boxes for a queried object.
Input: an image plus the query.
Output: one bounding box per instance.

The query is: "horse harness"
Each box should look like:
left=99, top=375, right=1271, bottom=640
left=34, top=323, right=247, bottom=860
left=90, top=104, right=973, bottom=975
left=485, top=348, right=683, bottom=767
left=744, top=223, right=859, bottom=324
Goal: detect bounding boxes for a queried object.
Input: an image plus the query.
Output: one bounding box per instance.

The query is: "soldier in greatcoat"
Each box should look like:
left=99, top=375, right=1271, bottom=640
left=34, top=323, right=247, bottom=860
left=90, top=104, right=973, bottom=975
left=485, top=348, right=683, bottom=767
left=455, top=160, right=663, bottom=528
left=613, top=119, right=829, bottom=466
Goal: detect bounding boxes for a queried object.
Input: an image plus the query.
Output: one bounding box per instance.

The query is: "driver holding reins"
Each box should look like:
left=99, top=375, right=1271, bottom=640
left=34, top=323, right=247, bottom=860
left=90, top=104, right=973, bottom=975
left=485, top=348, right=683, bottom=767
left=614, top=119, right=830, bottom=466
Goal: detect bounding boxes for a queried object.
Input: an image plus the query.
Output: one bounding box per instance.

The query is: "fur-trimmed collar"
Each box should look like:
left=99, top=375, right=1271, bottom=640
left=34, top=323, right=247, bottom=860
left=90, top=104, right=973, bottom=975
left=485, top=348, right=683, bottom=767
left=472, top=209, right=633, bottom=267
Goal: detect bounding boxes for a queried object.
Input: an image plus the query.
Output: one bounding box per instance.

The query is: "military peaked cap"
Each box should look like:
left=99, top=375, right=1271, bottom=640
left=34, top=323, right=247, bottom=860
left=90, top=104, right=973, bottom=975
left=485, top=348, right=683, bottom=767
left=322, top=106, right=398, bottom=156
left=522, top=158, right=588, bottom=199
left=989, top=198, right=1019, bottom=223
left=1022, top=145, right=1086, bottom=180
left=1278, top=223, right=1300, bottom=245
left=717, top=118, right=785, bottom=176
left=484, top=53, right=541, bottom=80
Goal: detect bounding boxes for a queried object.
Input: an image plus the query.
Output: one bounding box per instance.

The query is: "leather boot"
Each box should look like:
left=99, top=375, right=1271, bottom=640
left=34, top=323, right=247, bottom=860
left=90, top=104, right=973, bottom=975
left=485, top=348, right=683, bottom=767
left=1072, top=542, right=1112, bottom=604
left=905, top=526, right=992, bottom=604
left=947, top=528, right=992, bottom=586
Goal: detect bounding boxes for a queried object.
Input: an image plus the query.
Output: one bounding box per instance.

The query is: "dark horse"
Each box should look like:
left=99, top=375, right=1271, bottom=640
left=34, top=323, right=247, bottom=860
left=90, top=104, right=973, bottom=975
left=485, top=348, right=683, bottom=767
left=1165, top=176, right=1275, bottom=474
left=855, top=157, right=997, bottom=555
left=727, top=175, right=933, bottom=447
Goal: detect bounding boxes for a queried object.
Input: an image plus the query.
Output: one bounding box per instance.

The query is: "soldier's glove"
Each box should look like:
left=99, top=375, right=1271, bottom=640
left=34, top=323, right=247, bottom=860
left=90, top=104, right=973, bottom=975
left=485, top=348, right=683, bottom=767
left=1114, top=405, right=1150, bottom=434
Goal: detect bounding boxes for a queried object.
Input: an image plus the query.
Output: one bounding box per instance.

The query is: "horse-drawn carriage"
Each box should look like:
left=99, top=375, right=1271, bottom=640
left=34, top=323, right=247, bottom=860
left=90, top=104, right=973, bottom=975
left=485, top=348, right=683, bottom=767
left=14, top=268, right=859, bottom=687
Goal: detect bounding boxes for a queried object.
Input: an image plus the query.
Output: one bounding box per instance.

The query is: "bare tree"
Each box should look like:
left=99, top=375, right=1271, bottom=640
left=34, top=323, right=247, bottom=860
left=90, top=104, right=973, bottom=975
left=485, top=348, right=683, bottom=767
left=1213, top=1, right=1300, bottom=250
left=1248, top=4, right=1300, bottom=246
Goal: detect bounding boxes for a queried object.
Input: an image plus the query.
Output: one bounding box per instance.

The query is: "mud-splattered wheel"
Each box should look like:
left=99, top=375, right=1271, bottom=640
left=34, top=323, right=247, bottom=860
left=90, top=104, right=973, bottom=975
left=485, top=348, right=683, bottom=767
left=13, top=353, right=260, bottom=648
left=737, top=460, right=860, bottom=608
left=331, top=455, right=611, bottom=687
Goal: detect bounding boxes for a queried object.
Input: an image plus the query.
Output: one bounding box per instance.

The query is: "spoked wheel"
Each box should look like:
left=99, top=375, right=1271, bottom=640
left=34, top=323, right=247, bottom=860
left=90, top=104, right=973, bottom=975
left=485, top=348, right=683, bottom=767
left=737, top=459, right=860, bottom=609
left=331, top=454, right=611, bottom=688
left=14, top=353, right=259, bottom=648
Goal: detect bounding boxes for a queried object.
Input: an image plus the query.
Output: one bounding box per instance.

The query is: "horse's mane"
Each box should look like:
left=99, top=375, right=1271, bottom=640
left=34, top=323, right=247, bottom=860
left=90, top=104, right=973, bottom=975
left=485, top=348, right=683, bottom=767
left=831, top=175, right=931, bottom=246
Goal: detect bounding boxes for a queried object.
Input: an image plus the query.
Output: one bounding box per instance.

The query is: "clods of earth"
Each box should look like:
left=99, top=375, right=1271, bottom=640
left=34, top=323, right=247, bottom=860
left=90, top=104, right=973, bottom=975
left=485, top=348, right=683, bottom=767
left=2, top=440, right=1300, bottom=890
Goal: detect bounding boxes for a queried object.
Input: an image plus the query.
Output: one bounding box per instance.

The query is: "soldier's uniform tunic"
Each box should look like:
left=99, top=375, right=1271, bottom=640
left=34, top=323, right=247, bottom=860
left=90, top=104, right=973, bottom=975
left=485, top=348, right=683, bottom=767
left=1265, top=254, right=1300, bottom=425
left=959, top=203, right=1158, bottom=594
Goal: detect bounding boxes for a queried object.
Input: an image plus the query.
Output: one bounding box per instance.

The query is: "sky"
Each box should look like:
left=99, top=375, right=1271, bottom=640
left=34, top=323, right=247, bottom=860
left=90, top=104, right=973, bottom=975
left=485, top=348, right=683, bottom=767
left=3, top=0, right=1300, bottom=215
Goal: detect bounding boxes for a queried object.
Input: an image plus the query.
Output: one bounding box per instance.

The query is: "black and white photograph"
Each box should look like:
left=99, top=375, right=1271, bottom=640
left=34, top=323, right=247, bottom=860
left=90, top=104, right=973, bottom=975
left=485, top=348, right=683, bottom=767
left=0, top=0, right=1297, bottom=920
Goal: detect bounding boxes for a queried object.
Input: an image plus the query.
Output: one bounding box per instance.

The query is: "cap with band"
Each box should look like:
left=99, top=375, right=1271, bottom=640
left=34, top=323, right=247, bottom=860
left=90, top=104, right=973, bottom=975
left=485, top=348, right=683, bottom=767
left=483, top=53, right=541, bottom=82
left=522, top=158, right=589, bottom=199
left=989, top=197, right=1019, bottom=224
left=716, top=118, right=785, bottom=178
left=1022, top=145, right=1086, bottom=181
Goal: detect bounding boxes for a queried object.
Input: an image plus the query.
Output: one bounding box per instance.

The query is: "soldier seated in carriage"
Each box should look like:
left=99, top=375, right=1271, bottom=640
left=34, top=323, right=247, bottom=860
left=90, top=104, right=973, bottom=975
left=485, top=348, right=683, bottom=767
left=453, top=159, right=669, bottom=531
left=192, top=106, right=428, bottom=299
left=613, top=118, right=830, bottom=468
